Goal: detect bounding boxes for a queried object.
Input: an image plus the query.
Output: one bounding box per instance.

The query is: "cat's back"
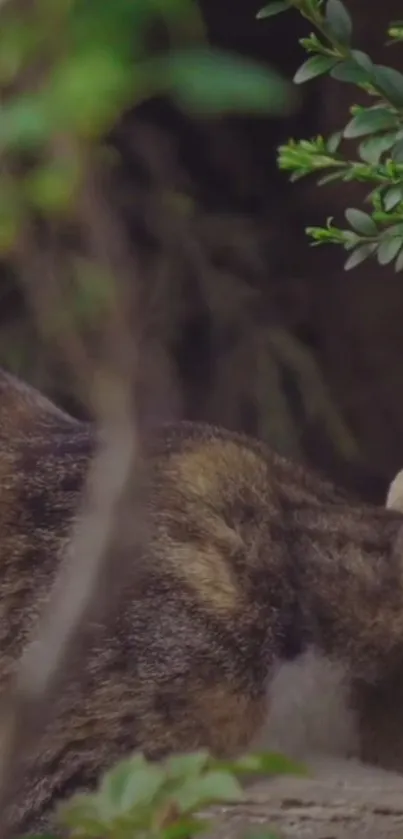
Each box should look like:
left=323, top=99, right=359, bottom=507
left=0, top=369, right=93, bottom=688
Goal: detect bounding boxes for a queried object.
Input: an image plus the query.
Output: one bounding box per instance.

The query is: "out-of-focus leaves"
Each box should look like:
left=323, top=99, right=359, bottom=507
left=161, top=48, right=294, bottom=115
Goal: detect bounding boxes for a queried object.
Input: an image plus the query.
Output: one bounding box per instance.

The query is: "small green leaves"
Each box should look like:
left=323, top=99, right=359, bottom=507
left=392, top=139, right=403, bottom=162
left=388, top=21, right=403, bottom=43
left=358, top=133, right=398, bottom=164
left=294, top=55, right=337, bottom=84
left=350, top=49, right=374, bottom=75
left=344, top=107, right=398, bottom=138
left=256, top=1, right=290, bottom=19
left=213, top=751, right=307, bottom=778
left=373, top=65, right=403, bottom=108
left=325, top=0, right=352, bottom=46
left=377, top=235, right=402, bottom=265
left=100, top=753, right=166, bottom=817
left=59, top=793, right=108, bottom=838
left=308, top=209, right=403, bottom=273
left=345, top=208, right=377, bottom=235
left=278, top=135, right=348, bottom=182
left=246, top=751, right=307, bottom=776
left=174, top=771, right=242, bottom=812
left=306, top=191, right=403, bottom=272
left=383, top=185, right=403, bottom=211
left=272, top=0, right=403, bottom=276
left=165, top=751, right=210, bottom=780
left=330, top=59, right=368, bottom=84
left=327, top=131, right=342, bottom=153
left=57, top=748, right=304, bottom=838
left=344, top=243, right=377, bottom=270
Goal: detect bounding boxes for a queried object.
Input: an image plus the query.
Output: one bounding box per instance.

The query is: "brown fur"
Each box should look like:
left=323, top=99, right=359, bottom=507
left=0, top=369, right=403, bottom=833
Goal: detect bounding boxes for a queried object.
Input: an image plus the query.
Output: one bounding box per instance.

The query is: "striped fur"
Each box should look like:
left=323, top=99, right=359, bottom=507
left=0, top=370, right=402, bottom=832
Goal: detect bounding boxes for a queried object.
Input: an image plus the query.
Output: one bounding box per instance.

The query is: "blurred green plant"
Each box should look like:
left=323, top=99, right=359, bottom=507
left=258, top=0, right=403, bottom=271
left=0, top=0, right=294, bottom=255
left=26, top=750, right=304, bottom=839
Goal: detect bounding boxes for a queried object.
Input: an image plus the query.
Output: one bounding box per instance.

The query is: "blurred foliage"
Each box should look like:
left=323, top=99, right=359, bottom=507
left=32, top=749, right=305, bottom=839
left=0, top=0, right=294, bottom=252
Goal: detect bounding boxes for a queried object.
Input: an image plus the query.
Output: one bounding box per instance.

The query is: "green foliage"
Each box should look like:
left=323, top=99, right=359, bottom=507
left=0, top=0, right=293, bottom=256
left=259, top=0, right=403, bottom=272
left=28, top=750, right=304, bottom=839
left=162, top=49, right=293, bottom=115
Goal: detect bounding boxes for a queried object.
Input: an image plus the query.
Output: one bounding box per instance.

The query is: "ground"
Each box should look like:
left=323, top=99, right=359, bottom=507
left=207, top=757, right=403, bottom=839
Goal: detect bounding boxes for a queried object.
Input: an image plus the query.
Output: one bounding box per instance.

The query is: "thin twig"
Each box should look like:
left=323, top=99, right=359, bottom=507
left=0, top=165, right=148, bottom=835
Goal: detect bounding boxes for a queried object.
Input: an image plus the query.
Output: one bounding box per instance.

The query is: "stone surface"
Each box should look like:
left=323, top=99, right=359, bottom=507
left=207, top=757, right=403, bottom=839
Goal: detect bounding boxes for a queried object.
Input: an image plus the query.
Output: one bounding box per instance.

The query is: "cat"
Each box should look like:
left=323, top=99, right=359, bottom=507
left=0, top=368, right=403, bottom=833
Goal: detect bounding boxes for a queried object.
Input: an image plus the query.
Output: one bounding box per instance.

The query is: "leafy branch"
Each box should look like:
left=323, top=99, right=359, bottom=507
left=258, top=0, right=403, bottom=271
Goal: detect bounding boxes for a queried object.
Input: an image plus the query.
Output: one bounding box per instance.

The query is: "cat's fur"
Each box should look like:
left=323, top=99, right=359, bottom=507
left=0, top=369, right=403, bottom=833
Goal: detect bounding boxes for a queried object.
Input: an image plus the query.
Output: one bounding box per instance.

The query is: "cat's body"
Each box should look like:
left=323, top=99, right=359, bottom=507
left=1, top=369, right=403, bottom=832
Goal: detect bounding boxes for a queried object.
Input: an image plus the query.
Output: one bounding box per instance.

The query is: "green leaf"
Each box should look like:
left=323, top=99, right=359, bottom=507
left=377, top=236, right=403, bottom=265
left=317, top=170, right=345, bottom=185
left=325, top=0, right=352, bottom=46
left=249, top=752, right=307, bottom=776
left=45, top=51, right=134, bottom=138
left=343, top=230, right=361, bottom=250
left=344, top=107, right=398, bottom=138
left=344, top=243, right=377, bottom=270
left=256, top=1, right=290, bottom=19
left=345, top=208, right=377, bottom=235
left=384, top=223, right=403, bottom=236
left=330, top=59, right=368, bottom=84
left=58, top=794, right=105, bottom=835
left=383, top=185, right=403, bottom=211
left=164, top=48, right=294, bottom=115
left=165, top=751, right=210, bottom=780
left=358, top=133, right=398, bottom=164
left=101, top=758, right=165, bottom=819
left=327, top=131, right=342, bottom=153
left=24, top=160, right=81, bottom=213
left=212, top=754, right=266, bottom=777
left=395, top=246, right=403, bottom=272
left=215, top=752, right=306, bottom=778
left=392, top=138, right=403, bottom=161
left=374, top=65, right=403, bottom=108
left=69, top=0, right=153, bottom=60
left=350, top=50, right=374, bottom=75
left=162, top=817, right=209, bottom=839
left=174, top=771, right=243, bottom=812
left=0, top=96, right=52, bottom=152
left=294, top=55, right=337, bottom=84
left=99, top=754, right=145, bottom=809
